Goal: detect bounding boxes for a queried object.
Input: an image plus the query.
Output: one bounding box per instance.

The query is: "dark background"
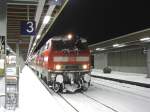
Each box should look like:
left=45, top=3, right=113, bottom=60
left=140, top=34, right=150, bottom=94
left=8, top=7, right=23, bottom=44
left=43, top=0, right=150, bottom=46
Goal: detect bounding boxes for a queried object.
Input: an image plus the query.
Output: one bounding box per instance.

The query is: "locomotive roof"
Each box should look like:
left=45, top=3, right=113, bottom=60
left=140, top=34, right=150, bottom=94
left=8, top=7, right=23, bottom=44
left=49, top=36, right=87, bottom=43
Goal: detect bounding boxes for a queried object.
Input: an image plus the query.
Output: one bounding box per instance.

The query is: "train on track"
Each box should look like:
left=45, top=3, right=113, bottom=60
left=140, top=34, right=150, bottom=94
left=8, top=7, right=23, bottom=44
left=29, top=34, right=91, bottom=92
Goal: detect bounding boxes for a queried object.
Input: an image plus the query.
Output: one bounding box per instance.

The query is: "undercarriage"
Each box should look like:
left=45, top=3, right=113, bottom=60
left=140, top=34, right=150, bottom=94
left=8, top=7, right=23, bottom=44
left=46, top=71, right=91, bottom=92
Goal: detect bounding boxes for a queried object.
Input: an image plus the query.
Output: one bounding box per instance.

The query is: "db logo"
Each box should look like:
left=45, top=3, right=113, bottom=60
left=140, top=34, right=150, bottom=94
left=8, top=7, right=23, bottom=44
left=69, top=57, right=76, bottom=62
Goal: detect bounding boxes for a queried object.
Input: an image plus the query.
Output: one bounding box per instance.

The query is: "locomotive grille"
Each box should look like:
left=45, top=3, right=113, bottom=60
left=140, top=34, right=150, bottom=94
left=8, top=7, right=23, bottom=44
left=65, top=65, right=79, bottom=70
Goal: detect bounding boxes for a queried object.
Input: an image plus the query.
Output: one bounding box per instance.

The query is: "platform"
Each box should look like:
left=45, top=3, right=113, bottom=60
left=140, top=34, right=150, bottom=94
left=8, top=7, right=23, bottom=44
left=92, top=69, right=150, bottom=84
left=15, top=66, right=64, bottom=112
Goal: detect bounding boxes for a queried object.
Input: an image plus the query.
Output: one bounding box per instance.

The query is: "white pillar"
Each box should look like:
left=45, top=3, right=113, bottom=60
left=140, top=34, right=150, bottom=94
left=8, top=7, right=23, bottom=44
left=147, top=48, right=150, bottom=78
left=16, top=43, right=19, bottom=107
left=0, top=0, right=7, bottom=108
left=0, top=0, right=7, bottom=36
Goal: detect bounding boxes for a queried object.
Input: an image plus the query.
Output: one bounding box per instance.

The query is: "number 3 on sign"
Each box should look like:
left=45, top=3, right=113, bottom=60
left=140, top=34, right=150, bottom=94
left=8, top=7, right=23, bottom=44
left=26, top=21, right=34, bottom=33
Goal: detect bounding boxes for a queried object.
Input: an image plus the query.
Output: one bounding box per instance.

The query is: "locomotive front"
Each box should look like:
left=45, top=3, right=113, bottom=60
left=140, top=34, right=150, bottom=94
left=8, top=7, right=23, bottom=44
left=48, top=36, right=91, bottom=92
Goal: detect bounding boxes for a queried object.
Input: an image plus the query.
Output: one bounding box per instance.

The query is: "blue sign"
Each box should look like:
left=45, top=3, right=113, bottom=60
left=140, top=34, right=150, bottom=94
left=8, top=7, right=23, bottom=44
left=20, top=21, right=36, bottom=36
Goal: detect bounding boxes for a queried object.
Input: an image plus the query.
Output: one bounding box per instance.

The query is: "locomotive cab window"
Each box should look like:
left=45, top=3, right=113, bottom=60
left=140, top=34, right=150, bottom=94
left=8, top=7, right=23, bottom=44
left=52, top=40, right=88, bottom=51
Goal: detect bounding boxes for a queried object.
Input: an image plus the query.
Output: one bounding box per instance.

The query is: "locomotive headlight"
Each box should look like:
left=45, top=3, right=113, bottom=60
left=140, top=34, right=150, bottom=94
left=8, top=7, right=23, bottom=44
left=82, top=64, right=88, bottom=69
left=55, top=64, right=61, bottom=70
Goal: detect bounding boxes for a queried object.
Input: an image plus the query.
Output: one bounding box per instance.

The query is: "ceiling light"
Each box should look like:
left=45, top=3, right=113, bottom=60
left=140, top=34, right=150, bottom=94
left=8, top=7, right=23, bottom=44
left=33, top=43, right=36, bottom=46
left=43, top=16, right=50, bottom=25
left=113, top=43, right=126, bottom=48
left=113, top=44, right=119, bottom=47
left=140, top=37, right=150, bottom=42
left=36, top=34, right=40, bottom=40
left=95, top=48, right=106, bottom=51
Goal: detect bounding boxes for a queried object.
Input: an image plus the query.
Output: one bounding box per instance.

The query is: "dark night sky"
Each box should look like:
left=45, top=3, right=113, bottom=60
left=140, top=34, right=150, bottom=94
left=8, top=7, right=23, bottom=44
left=42, top=0, right=150, bottom=46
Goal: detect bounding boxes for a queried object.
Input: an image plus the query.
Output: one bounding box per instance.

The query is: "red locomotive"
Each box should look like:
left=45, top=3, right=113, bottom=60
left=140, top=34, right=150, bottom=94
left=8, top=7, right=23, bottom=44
left=30, top=35, right=91, bottom=92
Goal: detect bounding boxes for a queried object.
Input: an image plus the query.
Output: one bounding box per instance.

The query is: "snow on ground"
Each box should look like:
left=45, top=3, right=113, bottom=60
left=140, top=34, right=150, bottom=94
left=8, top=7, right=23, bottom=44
left=61, top=93, right=115, bottom=112
left=15, top=67, right=150, bottom=112
left=92, top=77, right=150, bottom=98
left=60, top=78, right=150, bottom=112
left=2, top=67, right=150, bottom=112
left=91, top=69, right=150, bottom=84
left=15, top=66, right=65, bottom=112
left=84, top=81, right=150, bottom=112
left=87, top=69, right=150, bottom=112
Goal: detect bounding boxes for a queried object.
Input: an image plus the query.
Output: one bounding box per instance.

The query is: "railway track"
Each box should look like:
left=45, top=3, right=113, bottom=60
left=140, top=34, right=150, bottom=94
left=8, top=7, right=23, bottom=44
left=39, top=78, right=79, bottom=112
left=80, top=92, right=119, bottom=112
left=40, top=76, right=121, bottom=112
left=92, top=80, right=150, bottom=100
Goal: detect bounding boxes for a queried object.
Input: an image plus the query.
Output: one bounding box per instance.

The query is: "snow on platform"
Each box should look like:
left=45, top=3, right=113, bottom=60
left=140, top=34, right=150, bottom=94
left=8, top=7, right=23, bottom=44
left=91, top=69, right=150, bottom=98
left=15, top=66, right=64, bottom=112
left=91, top=69, right=150, bottom=84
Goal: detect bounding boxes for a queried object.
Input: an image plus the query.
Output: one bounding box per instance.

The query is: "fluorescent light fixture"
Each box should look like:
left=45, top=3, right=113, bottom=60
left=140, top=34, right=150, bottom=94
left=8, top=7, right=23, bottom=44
left=113, top=43, right=126, bottom=48
left=36, top=34, right=41, bottom=40
left=96, top=48, right=106, bottom=51
left=113, top=44, right=119, bottom=47
left=140, top=37, right=150, bottom=42
left=118, top=44, right=126, bottom=47
left=33, top=43, right=36, bottom=46
left=43, top=16, right=50, bottom=24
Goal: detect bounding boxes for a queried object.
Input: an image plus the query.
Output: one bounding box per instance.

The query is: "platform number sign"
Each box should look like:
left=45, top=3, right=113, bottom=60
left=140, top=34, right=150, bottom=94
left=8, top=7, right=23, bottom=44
left=20, top=21, right=36, bottom=36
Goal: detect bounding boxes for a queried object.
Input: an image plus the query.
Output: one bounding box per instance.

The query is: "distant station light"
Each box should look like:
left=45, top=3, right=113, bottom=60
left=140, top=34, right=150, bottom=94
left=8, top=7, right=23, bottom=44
left=43, top=16, right=50, bottom=25
left=140, top=37, right=150, bottom=42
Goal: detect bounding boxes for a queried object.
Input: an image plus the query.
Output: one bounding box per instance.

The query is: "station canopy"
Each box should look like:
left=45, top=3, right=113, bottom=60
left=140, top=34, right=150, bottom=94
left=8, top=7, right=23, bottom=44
left=7, top=0, right=68, bottom=60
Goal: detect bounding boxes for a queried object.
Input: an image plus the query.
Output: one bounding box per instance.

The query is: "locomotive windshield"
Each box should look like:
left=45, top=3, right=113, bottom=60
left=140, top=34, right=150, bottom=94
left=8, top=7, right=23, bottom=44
left=52, top=39, right=88, bottom=51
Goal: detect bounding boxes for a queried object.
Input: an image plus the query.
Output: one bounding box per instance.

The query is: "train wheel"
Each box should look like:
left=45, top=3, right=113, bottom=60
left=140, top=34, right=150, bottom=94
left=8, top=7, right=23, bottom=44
left=82, top=82, right=90, bottom=91
left=43, top=76, right=47, bottom=84
left=53, top=82, right=61, bottom=93
left=36, top=71, right=39, bottom=77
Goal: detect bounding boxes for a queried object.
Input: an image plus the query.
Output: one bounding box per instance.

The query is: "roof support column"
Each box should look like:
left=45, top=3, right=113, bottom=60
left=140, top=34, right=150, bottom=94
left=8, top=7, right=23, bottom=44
left=147, top=47, right=150, bottom=78
left=0, top=0, right=7, bottom=108
left=16, top=42, right=19, bottom=107
left=27, top=0, right=46, bottom=57
left=0, top=0, right=7, bottom=37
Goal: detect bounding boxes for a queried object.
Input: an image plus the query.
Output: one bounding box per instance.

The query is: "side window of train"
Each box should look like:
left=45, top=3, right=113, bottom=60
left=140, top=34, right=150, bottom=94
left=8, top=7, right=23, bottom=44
left=47, top=43, right=49, bottom=49
left=44, top=42, right=49, bottom=50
